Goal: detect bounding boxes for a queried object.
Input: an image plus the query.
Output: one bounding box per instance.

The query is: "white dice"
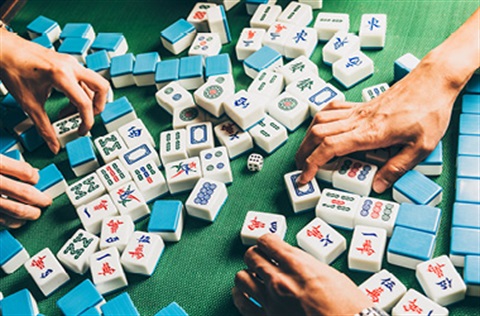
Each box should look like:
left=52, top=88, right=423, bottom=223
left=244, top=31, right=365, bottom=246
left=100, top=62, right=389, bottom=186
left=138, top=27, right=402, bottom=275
left=247, top=153, right=264, bottom=172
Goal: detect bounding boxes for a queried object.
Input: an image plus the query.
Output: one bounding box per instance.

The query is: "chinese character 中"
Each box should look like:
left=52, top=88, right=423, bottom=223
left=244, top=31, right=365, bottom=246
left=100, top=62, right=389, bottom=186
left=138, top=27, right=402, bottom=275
left=248, top=217, right=266, bottom=231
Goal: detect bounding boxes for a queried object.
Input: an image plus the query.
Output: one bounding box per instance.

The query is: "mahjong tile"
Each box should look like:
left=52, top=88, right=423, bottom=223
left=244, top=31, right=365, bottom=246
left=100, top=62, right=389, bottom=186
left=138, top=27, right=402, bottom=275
left=240, top=211, right=287, bottom=246
left=332, top=157, right=378, bottom=196
left=186, top=122, right=215, bottom=157
left=164, top=157, right=202, bottom=194
left=391, top=289, right=449, bottom=316
left=354, top=197, right=399, bottom=237
left=99, top=215, right=135, bottom=253
left=96, top=159, right=132, bottom=192
left=200, top=146, right=233, bottom=184
left=57, top=229, right=99, bottom=275
left=159, top=129, right=188, bottom=165
left=94, top=131, right=128, bottom=164
left=67, top=173, right=106, bottom=208
left=359, top=269, right=407, bottom=312
left=117, top=119, right=155, bottom=149
left=284, top=170, right=321, bottom=213
left=90, top=247, right=127, bottom=294
left=315, top=188, right=361, bottom=230
left=109, top=181, right=150, bottom=222
left=296, top=217, right=346, bottom=264
left=120, top=232, right=164, bottom=276
left=214, top=120, right=254, bottom=159
left=130, top=160, right=168, bottom=202
left=76, top=194, right=119, bottom=235
left=348, top=225, right=387, bottom=273
left=248, top=115, right=288, bottom=154
left=185, top=178, right=228, bottom=222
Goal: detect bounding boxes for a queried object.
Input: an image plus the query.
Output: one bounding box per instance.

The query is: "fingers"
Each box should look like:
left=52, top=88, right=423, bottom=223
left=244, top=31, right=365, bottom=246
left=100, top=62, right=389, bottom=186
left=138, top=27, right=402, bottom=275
left=23, top=101, right=60, bottom=154
left=0, top=214, right=26, bottom=229
left=244, top=246, right=279, bottom=282
left=256, top=234, right=296, bottom=268
left=0, top=155, right=39, bottom=184
left=234, top=270, right=266, bottom=305
left=295, top=119, right=354, bottom=170
left=0, top=197, right=42, bottom=220
left=78, top=68, right=109, bottom=116
left=322, top=100, right=359, bottom=112
left=0, top=175, right=52, bottom=207
left=232, top=287, right=266, bottom=316
left=297, top=129, right=383, bottom=185
left=57, top=77, right=94, bottom=136
left=373, top=145, right=427, bottom=193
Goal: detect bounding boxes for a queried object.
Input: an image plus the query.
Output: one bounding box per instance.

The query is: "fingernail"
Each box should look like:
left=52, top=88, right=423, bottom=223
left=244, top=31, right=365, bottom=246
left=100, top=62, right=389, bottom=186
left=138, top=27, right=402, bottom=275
left=48, top=142, right=60, bottom=155
left=373, top=178, right=390, bottom=193
left=296, top=175, right=307, bottom=185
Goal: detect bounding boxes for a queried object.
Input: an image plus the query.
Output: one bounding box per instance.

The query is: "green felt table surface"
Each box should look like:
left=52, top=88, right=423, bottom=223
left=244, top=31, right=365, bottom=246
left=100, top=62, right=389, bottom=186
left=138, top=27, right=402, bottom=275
left=1, top=0, right=479, bottom=315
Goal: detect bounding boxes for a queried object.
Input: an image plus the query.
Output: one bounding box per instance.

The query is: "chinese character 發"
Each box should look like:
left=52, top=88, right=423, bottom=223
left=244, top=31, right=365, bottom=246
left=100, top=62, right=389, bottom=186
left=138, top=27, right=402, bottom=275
left=289, top=62, right=305, bottom=73
left=248, top=217, right=265, bottom=231
left=403, top=299, right=423, bottom=314
left=427, top=262, right=445, bottom=278
left=107, top=219, right=124, bottom=234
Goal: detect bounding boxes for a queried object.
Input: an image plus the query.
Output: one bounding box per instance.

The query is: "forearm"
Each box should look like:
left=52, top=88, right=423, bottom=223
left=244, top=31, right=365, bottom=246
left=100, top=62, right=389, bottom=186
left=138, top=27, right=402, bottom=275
left=424, top=8, right=480, bottom=90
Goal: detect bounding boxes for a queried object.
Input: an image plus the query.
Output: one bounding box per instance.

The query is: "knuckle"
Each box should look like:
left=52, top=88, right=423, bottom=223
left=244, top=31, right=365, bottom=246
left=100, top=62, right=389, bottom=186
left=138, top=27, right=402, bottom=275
left=386, top=163, right=409, bottom=178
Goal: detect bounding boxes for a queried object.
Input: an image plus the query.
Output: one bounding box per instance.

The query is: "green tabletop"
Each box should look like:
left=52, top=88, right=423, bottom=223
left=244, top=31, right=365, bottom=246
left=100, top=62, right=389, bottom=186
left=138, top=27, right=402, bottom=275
left=1, top=0, right=479, bottom=315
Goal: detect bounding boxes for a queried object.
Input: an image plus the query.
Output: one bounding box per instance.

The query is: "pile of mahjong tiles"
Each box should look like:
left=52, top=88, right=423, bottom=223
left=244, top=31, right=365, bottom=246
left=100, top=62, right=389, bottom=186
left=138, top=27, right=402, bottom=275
left=1, top=0, right=479, bottom=315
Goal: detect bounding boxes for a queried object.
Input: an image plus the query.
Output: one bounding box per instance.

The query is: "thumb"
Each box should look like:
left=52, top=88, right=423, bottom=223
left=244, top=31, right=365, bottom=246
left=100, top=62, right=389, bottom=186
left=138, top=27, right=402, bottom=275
left=373, top=145, right=426, bottom=193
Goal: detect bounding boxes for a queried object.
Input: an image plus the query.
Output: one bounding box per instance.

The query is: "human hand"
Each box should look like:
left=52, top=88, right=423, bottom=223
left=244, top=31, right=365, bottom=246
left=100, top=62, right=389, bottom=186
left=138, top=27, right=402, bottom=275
left=0, top=29, right=110, bottom=154
left=295, top=53, right=462, bottom=193
left=233, top=234, right=372, bottom=316
left=0, top=155, right=52, bottom=228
